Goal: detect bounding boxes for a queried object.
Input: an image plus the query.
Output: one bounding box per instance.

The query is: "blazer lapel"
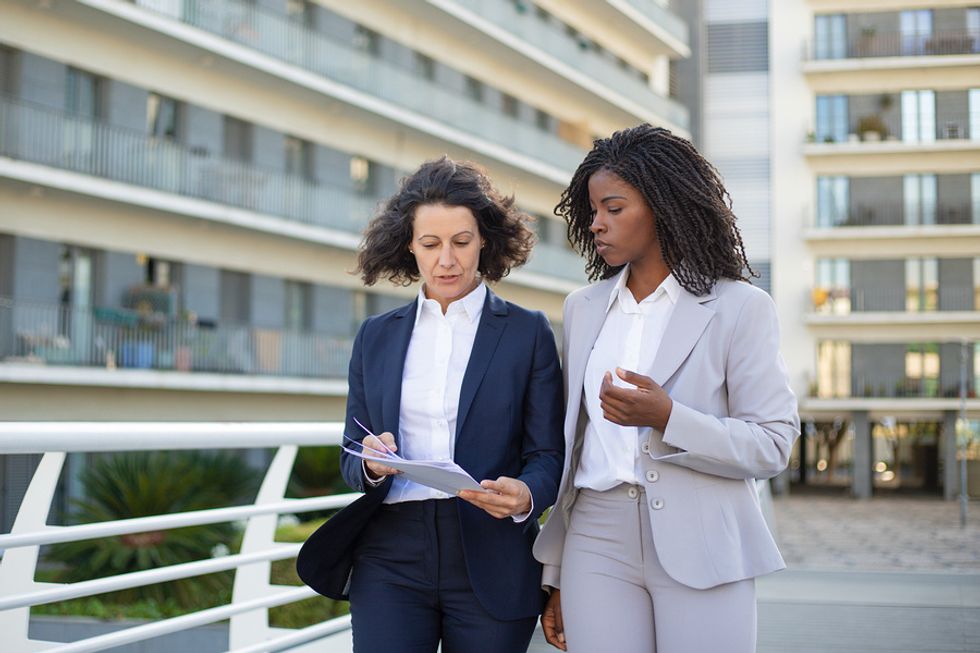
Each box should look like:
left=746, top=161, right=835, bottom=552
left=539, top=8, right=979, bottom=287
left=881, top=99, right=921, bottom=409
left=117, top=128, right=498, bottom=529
left=566, top=278, right=618, bottom=416
left=455, top=290, right=508, bottom=439
left=648, top=286, right=716, bottom=386
left=381, top=300, right=417, bottom=444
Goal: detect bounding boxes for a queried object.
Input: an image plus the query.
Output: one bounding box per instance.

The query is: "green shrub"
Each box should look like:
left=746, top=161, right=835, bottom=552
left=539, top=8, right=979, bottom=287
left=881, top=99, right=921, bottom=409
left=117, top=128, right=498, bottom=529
left=46, top=451, right=259, bottom=607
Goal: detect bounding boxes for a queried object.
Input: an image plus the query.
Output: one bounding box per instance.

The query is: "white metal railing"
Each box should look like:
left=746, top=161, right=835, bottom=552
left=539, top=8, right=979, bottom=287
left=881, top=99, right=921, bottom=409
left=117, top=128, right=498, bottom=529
left=0, top=422, right=357, bottom=653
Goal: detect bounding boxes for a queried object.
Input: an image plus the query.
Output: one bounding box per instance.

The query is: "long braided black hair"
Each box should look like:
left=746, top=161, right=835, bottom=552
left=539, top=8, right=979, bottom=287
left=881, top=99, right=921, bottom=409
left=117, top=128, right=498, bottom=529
left=555, top=124, right=754, bottom=296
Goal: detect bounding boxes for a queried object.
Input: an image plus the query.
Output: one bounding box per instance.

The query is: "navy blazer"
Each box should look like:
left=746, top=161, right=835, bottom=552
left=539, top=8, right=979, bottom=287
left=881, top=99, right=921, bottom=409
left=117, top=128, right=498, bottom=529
left=297, top=288, right=564, bottom=621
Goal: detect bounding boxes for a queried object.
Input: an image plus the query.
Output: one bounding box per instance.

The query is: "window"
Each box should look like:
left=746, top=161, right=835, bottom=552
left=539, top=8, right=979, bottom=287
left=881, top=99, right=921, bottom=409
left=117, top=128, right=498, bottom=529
left=969, top=88, right=980, bottom=141
left=814, top=14, right=846, bottom=60
left=284, top=135, right=313, bottom=179
left=905, top=258, right=939, bottom=312
left=816, top=176, right=849, bottom=226
left=223, top=116, right=253, bottom=163
left=535, top=108, right=553, bottom=132
left=0, top=46, right=14, bottom=95
left=972, top=173, right=980, bottom=225
left=904, top=343, right=939, bottom=397
left=286, top=0, right=313, bottom=25
left=815, top=95, right=848, bottom=143
left=413, top=52, right=435, bottom=81
left=464, top=76, right=484, bottom=103
left=816, top=340, right=851, bottom=398
left=285, top=280, right=311, bottom=331
left=901, top=90, right=935, bottom=143
left=814, top=258, right=850, bottom=314
left=900, top=10, right=932, bottom=56
left=501, top=93, right=518, bottom=118
left=353, top=25, right=380, bottom=56
left=903, top=174, right=937, bottom=225
left=219, top=270, right=251, bottom=324
left=66, top=67, right=101, bottom=119
left=147, top=93, right=180, bottom=141
left=350, top=156, right=373, bottom=194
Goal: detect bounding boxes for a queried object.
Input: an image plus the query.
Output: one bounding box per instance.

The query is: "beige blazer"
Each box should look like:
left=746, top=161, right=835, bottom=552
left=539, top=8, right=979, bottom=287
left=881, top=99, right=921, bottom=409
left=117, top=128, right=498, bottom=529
left=533, top=276, right=801, bottom=590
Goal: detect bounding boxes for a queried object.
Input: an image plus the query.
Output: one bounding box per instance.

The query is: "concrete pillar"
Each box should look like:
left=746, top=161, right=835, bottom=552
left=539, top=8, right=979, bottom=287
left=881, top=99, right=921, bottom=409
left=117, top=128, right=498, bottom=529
left=851, top=410, right=873, bottom=499
left=943, top=409, right=959, bottom=501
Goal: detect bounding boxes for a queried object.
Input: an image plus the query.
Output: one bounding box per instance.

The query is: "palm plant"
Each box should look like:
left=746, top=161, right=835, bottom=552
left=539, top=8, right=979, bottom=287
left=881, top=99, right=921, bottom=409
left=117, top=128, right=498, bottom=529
left=47, top=451, right=259, bottom=607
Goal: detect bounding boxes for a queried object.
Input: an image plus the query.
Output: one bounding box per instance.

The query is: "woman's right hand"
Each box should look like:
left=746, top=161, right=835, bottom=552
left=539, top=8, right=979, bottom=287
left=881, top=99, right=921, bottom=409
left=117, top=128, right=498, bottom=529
left=541, top=588, right=566, bottom=650
left=362, top=432, right=400, bottom=480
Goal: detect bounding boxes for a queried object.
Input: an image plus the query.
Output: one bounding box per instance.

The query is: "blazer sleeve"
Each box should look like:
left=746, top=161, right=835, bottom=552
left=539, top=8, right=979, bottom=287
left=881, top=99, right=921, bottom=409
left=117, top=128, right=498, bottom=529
left=656, top=289, right=800, bottom=480
left=516, top=312, right=565, bottom=522
left=339, top=321, right=377, bottom=494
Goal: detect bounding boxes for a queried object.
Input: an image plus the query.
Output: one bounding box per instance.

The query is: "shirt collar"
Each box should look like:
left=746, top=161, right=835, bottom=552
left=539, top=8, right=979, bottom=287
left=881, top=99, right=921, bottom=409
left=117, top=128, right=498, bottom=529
left=605, top=265, right=680, bottom=313
left=416, top=281, right=486, bottom=323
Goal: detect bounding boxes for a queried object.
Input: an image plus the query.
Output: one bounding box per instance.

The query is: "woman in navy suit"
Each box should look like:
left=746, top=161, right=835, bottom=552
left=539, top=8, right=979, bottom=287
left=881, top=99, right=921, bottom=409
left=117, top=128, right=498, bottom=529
left=300, top=157, right=564, bottom=653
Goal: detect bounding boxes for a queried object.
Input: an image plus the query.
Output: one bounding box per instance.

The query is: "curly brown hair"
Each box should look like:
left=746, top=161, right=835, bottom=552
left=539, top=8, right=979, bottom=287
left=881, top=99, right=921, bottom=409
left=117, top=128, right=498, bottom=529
left=357, top=156, right=535, bottom=286
left=555, top=124, right=754, bottom=296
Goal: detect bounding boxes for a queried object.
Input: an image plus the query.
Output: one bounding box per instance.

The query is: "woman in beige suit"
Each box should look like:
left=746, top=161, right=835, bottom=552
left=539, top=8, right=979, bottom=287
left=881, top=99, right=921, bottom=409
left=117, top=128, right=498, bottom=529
left=534, top=124, right=800, bottom=652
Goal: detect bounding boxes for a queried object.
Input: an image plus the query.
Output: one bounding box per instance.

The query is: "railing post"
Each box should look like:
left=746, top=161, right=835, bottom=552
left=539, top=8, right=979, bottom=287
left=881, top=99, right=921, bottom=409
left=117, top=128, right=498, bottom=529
left=229, top=444, right=299, bottom=649
left=0, top=451, right=67, bottom=653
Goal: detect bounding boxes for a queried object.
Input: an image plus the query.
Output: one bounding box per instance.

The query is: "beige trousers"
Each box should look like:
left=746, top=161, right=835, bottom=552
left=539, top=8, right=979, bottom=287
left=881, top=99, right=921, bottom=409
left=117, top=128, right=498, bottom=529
left=560, top=485, right=757, bottom=653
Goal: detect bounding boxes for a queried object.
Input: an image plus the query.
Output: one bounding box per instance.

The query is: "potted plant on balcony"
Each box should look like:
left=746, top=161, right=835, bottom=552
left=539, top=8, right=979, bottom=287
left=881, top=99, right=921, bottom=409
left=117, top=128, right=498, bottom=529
left=857, top=114, right=888, bottom=141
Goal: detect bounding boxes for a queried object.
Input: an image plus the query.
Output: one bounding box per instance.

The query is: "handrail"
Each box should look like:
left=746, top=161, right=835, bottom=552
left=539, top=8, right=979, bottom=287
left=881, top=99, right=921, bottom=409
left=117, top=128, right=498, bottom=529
left=0, top=421, right=356, bottom=653
left=0, top=421, right=343, bottom=453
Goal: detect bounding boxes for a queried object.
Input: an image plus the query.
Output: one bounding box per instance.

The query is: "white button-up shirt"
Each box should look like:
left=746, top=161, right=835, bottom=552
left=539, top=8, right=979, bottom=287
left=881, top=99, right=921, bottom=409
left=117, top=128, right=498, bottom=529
left=575, top=267, right=679, bottom=491
left=383, top=282, right=486, bottom=504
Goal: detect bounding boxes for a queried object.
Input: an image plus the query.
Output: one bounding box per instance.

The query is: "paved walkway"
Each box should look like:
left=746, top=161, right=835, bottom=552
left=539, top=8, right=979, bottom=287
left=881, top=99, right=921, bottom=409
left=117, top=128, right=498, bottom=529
left=528, top=496, right=980, bottom=652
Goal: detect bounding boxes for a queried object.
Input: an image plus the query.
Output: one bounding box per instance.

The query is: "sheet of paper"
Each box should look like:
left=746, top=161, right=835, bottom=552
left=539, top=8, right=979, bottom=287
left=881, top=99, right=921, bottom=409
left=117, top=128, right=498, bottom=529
left=343, top=446, right=487, bottom=495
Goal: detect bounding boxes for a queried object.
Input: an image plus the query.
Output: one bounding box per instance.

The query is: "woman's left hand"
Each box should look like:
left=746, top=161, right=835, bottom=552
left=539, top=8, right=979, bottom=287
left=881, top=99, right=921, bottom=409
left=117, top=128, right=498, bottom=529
left=458, top=476, right=532, bottom=519
left=600, top=367, right=673, bottom=431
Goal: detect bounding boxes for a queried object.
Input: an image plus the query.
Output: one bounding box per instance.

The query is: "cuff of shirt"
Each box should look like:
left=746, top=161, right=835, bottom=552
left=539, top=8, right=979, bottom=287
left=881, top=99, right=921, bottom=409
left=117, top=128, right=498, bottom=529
left=510, top=494, right=534, bottom=523
left=362, top=460, right=387, bottom=487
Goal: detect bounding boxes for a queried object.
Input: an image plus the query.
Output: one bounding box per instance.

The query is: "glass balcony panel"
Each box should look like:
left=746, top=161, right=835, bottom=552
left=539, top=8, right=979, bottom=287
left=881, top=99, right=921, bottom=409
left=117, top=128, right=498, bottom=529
left=135, top=0, right=586, bottom=171
left=0, top=94, right=383, bottom=233
left=448, top=0, right=689, bottom=130
left=0, top=297, right=353, bottom=379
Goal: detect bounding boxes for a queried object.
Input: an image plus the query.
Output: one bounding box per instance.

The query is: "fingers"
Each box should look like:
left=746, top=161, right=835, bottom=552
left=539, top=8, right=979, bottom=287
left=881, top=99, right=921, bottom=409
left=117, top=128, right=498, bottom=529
left=541, top=590, right=566, bottom=651
left=616, top=367, right=654, bottom=389
left=458, top=477, right=531, bottom=519
left=361, top=434, right=399, bottom=477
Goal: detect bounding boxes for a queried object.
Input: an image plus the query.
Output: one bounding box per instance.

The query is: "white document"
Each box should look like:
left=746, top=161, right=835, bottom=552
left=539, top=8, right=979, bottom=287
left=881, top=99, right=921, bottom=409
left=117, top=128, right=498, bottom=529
left=342, top=445, right=487, bottom=495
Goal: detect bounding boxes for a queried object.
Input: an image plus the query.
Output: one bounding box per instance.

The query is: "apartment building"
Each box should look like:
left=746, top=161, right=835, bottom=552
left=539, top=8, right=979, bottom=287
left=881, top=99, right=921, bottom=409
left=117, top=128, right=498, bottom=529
left=0, top=0, right=690, bottom=528
left=772, top=0, right=980, bottom=499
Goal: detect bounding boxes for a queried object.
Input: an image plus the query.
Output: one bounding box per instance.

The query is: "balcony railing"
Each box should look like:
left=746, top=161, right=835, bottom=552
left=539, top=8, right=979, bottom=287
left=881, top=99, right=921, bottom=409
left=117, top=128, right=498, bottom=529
left=130, top=0, right=585, bottom=172
left=811, top=287, right=979, bottom=314
left=807, top=28, right=980, bottom=60
left=0, top=95, right=382, bottom=234
left=449, top=0, right=690, bottom=130
left=0, top=297, right=353, bottom=379
left=0, top=421, right=356, bottom=653
left=615, top=0, right=690, bottom=47
left=813, top=375, right=976, bottom=400
left=810, top=203, right=978, bottom=228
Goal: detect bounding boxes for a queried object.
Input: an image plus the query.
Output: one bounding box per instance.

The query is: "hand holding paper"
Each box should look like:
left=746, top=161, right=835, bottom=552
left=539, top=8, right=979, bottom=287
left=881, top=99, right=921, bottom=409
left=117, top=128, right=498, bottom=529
left=362, top=433, right=401, bottom=480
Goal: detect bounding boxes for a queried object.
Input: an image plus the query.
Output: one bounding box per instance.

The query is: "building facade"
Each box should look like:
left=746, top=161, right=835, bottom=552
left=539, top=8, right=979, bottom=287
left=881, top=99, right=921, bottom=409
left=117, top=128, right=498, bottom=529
left=0, top=0, right=690, bottom=528
left=772, top=0, right=980, bottom=499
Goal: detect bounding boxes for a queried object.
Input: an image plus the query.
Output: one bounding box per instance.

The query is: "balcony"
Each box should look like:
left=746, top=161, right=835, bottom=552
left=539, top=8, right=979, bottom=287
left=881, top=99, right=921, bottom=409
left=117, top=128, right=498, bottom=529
left=0, top=297, right=353, bottom=380
left=810, top=286, right=979, bottom=315
left=809, top=203, right=977, bottom=229
left=806, top=28, right=980, bottom=62
left=615, top=0, right=690, bottom=52
left=0, top=95, right=381, bottom=235
left=126, top=0, right=585, bottom=174
left=442, top=0, right=689, bottom=130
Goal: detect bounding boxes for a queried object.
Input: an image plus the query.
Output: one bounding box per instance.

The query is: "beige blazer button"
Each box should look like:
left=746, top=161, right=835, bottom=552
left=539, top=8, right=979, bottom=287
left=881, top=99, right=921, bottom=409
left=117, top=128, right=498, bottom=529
left=627, top=487, right=639, bottom=499
left=645, top=470, right=660, bottom=483
left=650, top=498, right=665, bottom=510
left=640, top=441, right=651, bottom=454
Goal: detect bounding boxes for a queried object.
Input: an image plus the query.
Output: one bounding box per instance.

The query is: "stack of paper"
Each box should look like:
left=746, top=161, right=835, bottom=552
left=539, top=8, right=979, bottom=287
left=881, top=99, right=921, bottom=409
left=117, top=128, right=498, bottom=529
left=343, top=418, right=487, bottom=495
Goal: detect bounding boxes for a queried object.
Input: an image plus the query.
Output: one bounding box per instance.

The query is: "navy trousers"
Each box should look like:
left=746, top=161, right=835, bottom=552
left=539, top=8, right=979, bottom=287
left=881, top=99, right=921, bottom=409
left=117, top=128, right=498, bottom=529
left=348, top=498, right=537, bottom=653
